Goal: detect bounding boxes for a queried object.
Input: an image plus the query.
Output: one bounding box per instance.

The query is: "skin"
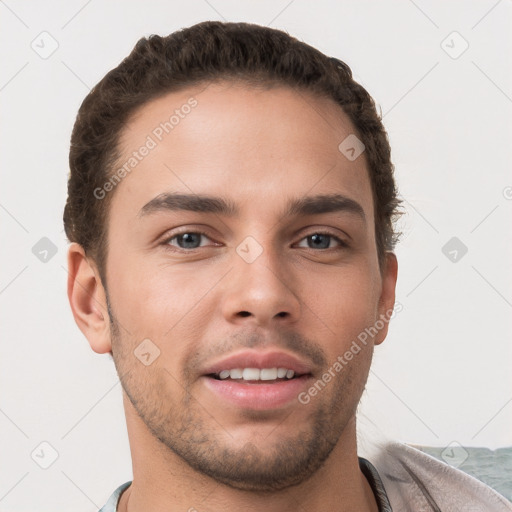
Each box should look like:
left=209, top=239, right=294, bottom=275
left=67, top=80, right=398, bottom=512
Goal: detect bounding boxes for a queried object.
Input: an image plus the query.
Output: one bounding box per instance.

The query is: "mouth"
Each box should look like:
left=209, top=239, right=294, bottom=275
left=201, top=352, right=315, bottom=410
left=203, top=372, right=313, bottom=410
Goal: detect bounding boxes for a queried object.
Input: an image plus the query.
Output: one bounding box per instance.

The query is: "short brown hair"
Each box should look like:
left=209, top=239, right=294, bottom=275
left=63, top=20, right=402, bottom=284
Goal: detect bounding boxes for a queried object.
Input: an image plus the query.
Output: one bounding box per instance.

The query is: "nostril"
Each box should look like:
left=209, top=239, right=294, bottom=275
left=238, top=311, right=251, bottom=317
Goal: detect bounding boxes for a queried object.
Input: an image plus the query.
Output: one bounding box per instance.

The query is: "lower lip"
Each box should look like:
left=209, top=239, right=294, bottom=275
left=202, top=375, right=312, bottom=410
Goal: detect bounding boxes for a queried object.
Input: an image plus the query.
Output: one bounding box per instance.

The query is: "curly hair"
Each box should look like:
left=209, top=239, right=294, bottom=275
left=63, top=20, right=402, bottom=284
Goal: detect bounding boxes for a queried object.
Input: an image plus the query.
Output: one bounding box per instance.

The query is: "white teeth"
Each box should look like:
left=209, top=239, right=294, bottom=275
left=260, top=368, right=278, bottom=380
left=216, top=367, right=297, bottom=380
left=242, top=368, right=260, bottom=380
left=229, top=368, right=243, bottom=379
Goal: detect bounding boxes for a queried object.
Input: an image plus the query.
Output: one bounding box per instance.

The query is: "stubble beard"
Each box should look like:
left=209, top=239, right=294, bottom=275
left=106, top=297, right=369, bottom=492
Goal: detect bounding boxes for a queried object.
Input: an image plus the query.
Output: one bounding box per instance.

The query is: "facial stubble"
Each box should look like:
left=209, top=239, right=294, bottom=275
left=106, top=294, right=372, bottom=492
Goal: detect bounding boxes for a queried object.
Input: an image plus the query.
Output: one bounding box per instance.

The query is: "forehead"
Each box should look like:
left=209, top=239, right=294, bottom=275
left=111, top=81, right=374, bottom=223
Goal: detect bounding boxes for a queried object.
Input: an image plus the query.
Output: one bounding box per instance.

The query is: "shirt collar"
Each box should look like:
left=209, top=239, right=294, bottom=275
left=359, top=456, right=393, bottom=511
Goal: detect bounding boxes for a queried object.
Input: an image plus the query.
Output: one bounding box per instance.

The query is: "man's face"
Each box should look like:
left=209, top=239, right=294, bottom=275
left=102, top=81, right=396, bottom=491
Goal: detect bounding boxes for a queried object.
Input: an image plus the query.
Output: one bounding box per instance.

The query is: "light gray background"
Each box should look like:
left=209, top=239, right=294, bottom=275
left=1, top=1, right=511, bottom=510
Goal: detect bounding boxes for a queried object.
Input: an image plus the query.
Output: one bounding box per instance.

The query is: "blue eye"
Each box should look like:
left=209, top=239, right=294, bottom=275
left=297, top=233, right=347, bottom=250
left=166, top=232, right=212, bottom=249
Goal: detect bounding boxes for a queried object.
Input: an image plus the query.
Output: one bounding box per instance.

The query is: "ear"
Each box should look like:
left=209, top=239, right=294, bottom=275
left=67, top=242, right=112, bottom=354
left=374, top=252, right=398, bottom=346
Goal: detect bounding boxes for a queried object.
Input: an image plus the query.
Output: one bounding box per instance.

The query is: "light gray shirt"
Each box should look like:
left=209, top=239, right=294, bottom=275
left=98, top=443, right=512, bottom=511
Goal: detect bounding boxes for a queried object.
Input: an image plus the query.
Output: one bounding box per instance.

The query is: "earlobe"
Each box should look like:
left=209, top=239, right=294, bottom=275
left=67, top=242, right=112, bottom=354
left=374, top=252, right=398, bottom=346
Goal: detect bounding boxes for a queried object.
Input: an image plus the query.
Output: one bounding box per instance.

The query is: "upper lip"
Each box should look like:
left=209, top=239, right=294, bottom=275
left=202, top=350, right=314, bottom=376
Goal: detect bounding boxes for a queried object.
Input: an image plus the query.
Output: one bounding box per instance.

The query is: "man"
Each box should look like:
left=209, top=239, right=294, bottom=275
left=64, top=21, right=512, bottom=512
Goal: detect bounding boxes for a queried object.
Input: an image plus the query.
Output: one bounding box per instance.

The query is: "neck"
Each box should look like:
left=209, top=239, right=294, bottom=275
left=118, top=394, right=378, bottom=512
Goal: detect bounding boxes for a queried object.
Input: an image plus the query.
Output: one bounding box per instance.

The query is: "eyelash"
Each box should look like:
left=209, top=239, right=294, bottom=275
left=161, top=229, right=349, bottom=252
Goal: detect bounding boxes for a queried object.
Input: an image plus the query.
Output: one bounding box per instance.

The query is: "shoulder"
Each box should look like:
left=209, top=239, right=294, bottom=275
left=367, top=442, right=512, bottom=512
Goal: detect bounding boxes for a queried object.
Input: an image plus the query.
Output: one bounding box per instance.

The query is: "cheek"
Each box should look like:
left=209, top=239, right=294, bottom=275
left=303, top=264, right=380, bottom=338
left=108, top=264, right=212, bottom=385
left=109, top=259, right=220, bottom=339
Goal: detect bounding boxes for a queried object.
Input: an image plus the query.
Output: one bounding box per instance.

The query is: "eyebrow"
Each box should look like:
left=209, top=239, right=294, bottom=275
left=138, top=192, right=366, bottom=224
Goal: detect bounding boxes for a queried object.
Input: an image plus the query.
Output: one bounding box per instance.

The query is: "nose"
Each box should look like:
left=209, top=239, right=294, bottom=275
left=220, top=241, right=302, bottom=328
